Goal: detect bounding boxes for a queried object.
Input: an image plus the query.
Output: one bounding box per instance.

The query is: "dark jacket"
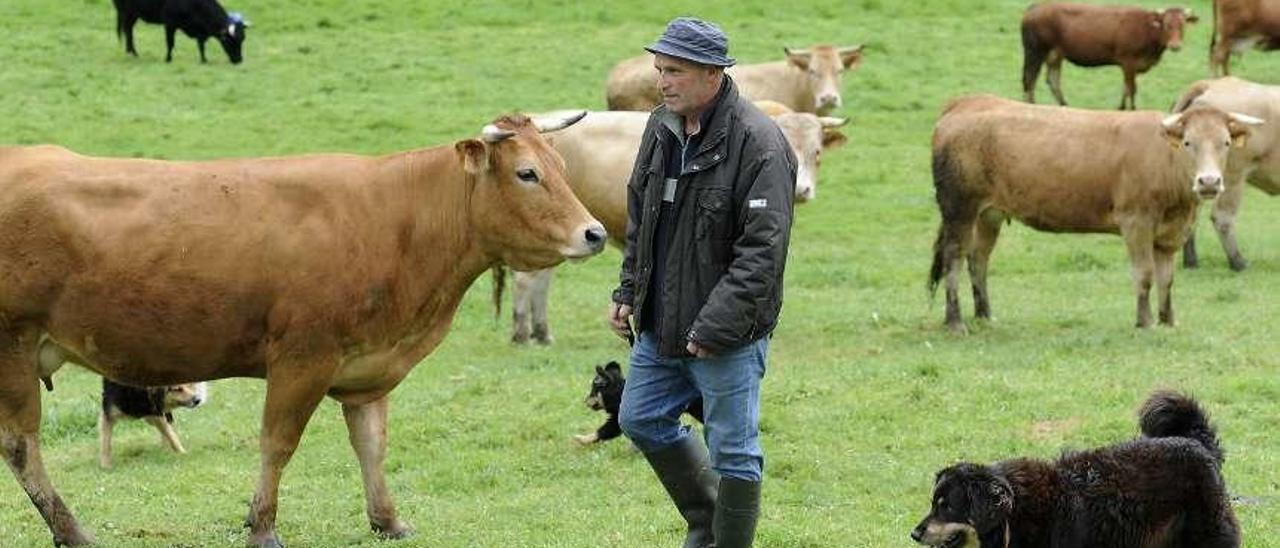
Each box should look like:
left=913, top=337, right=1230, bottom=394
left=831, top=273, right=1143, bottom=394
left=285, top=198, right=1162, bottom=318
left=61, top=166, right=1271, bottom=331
left=612, top=77, right=797, bottom=357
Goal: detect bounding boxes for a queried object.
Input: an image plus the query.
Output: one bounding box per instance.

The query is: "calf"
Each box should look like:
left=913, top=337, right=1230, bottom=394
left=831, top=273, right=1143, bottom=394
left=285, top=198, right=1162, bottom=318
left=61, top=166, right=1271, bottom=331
left=1173, top=77, right=1280, bottom=270
left=929, top=95, right=1260, bottom=332
left=113, top=0, right=249, bottom=64
left=1210, top=0, right=1280, bottom=76
left=1022, top=3, right=1197, bottom=110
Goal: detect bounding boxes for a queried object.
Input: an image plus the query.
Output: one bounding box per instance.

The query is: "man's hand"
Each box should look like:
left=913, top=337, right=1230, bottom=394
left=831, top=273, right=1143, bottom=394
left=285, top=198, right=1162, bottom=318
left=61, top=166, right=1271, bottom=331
left=686, top=341, right=712, bottom=358
left=608, top=302, right=634, bottom=342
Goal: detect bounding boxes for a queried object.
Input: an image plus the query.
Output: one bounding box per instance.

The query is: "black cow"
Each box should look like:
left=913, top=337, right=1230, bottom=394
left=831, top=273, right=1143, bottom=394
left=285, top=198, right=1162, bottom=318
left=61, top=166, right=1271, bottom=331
left=113, top=0, right=249, bottom=64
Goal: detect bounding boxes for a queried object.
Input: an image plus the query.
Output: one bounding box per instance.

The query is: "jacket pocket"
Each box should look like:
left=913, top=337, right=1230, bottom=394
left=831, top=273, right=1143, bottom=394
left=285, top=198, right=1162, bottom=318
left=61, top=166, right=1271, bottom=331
left=695, top=187, right=733, bottom=265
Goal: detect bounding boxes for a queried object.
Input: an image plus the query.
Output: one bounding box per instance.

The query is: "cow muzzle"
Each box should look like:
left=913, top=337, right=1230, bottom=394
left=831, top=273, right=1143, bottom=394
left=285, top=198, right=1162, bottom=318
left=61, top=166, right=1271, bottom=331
left=817, top=92, right=842, bottom=110
left=563, top=222, right=607, bottom=259
left=1194, top=173, right=1223, bottom=198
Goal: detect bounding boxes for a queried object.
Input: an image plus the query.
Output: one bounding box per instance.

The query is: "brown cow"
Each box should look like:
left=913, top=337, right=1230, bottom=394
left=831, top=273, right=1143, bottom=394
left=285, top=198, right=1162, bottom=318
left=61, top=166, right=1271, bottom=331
left=1173, top=77, right=1280, bottom=270
left=1022, top=3, right=1198, bottom=110
left=504, top=106, right=847, bottom=344
left=1210, top=0, right=1280, bottom=75
left=929, top=95, right=1260, bottom=332
left=0, top=112, right=604, bottom=547
left=606, top=44, right=864, bottom=115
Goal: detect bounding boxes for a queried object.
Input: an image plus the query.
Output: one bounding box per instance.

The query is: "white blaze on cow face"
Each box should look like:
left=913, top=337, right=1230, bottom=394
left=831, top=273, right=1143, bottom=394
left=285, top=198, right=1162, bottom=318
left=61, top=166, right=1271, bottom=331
left=461, top=112, right=605, bottom=271
left=1163, top=109, right=1263, bottom=199
left=784, top=44, right=864, bottom=112
left=772, top=112, right=848, bottom=202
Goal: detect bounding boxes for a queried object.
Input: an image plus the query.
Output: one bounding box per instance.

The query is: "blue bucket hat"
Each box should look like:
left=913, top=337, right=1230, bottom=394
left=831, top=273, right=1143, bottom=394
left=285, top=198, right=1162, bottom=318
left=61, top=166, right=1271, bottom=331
left=645, top=17, right=735, bottom=67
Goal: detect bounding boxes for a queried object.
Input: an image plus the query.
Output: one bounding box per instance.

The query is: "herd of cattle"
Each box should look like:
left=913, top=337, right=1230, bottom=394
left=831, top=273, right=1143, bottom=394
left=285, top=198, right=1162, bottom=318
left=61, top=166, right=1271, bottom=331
left=0, top=1, right=1279, bottom=546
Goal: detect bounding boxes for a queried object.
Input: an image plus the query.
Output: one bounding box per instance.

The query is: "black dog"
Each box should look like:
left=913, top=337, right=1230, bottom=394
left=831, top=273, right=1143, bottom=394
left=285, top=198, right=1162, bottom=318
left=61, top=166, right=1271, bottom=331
left=912, top=390, right=1240, bottom=548
left=573, top=361, right=703, bottom=445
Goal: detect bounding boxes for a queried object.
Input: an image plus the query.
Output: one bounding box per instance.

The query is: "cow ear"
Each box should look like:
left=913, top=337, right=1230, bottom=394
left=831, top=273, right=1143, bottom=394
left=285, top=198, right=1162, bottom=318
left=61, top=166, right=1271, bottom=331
left=838, top=45, right=864, bottom=69
left=822, top=129, right=848, bottom=150
left=1161, top=113, right=1186, bottom=147
left=456, top=139, right=489, bottom=175
left=784, top=48, right=812, bottom=71
left=1227, top=112, right=1264, bottom=147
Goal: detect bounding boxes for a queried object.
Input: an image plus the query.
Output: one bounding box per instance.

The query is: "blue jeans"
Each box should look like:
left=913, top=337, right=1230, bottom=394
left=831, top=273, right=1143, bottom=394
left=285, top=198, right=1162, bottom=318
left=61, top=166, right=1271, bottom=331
left=619, top=331, right=768, bottom=481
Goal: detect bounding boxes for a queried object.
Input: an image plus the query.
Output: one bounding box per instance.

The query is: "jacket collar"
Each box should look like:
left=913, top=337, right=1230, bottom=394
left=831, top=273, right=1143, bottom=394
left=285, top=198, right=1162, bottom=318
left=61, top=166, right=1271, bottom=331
left=656, top=76, right=737, bottom=149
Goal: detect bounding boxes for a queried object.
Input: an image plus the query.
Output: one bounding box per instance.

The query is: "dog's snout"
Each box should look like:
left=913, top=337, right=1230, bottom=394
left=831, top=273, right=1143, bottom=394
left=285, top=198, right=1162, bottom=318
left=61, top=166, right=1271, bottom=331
left=910, top=524, right=924, bottom=542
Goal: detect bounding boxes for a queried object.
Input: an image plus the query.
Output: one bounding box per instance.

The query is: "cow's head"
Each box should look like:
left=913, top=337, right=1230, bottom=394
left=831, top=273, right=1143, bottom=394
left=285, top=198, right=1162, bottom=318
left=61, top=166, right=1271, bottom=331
left=772, top=112, right=848, bottom=203
left=217, top=12, right=250, bottom=64
left=456, top=112, right=606, bottom=271
left=1153, top=7, right=1197, bottom=51
left=1162, top=106, right=1263, bottom=199
left=784, top=44, right=864, bottom=114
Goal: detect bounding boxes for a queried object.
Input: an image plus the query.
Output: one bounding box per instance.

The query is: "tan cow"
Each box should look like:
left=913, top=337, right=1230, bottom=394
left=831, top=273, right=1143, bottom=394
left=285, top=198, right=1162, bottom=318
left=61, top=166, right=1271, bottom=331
left=0, top=112, right=603, bottom=547
left=605, top=44, right=864, bottom=115
left=1173, top=77, right=1280, bottom=270
left=1210, top=0, right=1280, bottom=76
left=929, top=95, right=1260, bottom=332
left=505, top=106, right=847, bottom=344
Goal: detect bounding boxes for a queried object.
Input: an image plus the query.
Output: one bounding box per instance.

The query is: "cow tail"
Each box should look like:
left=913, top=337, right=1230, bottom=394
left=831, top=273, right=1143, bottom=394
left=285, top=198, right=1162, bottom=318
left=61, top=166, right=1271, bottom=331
left=929, top=145, right=961, bottom=298
left=1171, top=80, right=1212, bottom=113
left=1139, top=390, right=1224, bottom=464
left=490, top=265, right=507, bottom=321
left=1210, top=0, right=1220, bottom=69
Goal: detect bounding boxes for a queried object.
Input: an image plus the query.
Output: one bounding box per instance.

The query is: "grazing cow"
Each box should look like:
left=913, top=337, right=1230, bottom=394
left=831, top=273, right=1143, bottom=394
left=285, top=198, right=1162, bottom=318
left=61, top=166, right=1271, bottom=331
left=1173, top=77, right=1280, bottom=270
left=113, top=0, right=249, bottom=64
left=929, top=95, right=1260, bottom=332
left=1210, top=0, right=1280, bottom=76
left=1021, top=3, right=1198, bottom=110
left=606, top=44, right=864, bottom=115
left=504, top=106, right=847, bottom=344
left=0, top=112, right=603, bottom=547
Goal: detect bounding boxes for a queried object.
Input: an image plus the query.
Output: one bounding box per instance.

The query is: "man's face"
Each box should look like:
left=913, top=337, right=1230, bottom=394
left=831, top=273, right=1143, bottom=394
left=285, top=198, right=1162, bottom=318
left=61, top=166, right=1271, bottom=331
left=654, top=53, right=721, bottom=117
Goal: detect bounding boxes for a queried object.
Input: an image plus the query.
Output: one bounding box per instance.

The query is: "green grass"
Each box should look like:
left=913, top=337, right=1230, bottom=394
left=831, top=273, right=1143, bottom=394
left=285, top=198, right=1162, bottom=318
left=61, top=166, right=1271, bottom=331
left=2, top=0, right=1279, bottom=546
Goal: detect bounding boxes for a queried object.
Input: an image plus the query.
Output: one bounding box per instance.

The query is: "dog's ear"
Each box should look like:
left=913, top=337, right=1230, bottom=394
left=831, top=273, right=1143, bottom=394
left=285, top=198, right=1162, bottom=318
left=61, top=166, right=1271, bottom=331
left=595, top=365, right=606, bottom=376
left=968, top=471, right=1013, bottom=532
left=605, top=361, right=621, bottom=372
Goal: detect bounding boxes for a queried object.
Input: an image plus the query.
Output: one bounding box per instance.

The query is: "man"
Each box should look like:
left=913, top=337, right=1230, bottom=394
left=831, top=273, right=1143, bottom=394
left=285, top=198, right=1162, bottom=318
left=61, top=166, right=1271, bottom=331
left=607, top=17, right=797, bottom=548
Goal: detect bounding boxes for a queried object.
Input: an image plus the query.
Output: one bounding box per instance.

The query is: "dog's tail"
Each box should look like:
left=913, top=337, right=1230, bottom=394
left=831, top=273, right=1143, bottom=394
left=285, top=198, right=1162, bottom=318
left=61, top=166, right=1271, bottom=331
left=1139, top=390, right=1223, bottom=464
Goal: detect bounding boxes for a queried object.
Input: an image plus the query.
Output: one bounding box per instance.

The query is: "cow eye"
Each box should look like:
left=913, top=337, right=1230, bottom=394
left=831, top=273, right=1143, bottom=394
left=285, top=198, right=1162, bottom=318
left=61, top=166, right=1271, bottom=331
left=516, top=169, right=539, bottom=183
left=1183, top=140, right=1192, bottom=148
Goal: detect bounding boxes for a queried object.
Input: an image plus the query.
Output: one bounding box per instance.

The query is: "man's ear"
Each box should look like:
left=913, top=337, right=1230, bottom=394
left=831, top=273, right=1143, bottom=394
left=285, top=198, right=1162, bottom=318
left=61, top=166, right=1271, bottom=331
left=456, top=139, right=489, bottom=175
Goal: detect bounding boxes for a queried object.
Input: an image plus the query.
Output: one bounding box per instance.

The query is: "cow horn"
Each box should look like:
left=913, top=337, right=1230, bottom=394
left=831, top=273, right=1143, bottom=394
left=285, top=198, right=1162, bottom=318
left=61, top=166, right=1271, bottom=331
left=837, top=44, right=865, bottom=55
left=481, top=125, right=517, bottom=143
left=533, top=110, right=587, bottom=133
left=784, top=47, right=811, bottom=56
left=1228, top=112, right=1265, bottom=126
left=1161, top=113, right=1185, bottom=129
left=818, top=116, right=849, bottom=128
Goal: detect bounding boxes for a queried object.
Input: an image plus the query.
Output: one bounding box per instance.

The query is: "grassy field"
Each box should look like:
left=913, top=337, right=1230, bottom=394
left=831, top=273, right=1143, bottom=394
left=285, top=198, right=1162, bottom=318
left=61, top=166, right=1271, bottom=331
left=1, top=0, right=1278, bottom=546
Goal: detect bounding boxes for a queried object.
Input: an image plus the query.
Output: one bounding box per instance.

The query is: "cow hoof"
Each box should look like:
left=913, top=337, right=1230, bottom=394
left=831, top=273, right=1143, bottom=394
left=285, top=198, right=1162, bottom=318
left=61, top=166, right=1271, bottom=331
left=53, top=528, right=94, bottom=547
left=945, top=321, right=968, bottom=335
left=248, top=532, right=284, bottom=548
left=372, top=520, right=413, bottom=540
left=1229, top=259, right=1248, bottom=272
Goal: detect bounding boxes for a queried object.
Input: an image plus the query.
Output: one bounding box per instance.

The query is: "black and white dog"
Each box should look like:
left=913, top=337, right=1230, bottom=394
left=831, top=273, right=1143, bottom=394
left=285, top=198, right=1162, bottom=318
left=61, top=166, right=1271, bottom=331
left=573, top=361, right=703, bottom=445
left=911, top=390, right=1240, bottom=548
left=99, top=379, right=208, bottom=469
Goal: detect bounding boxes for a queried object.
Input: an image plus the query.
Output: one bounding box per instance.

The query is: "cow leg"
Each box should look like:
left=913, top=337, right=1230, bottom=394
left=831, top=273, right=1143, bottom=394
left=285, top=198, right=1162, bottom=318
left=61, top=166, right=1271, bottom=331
left=98, top=412, right=115, bottom=469
left=119, top=13, right=139, bottom=56
left=1154, top=246, right=1177, bottom=326
left=0, top=328, right=93, bottom=546
left=943, top=223, right=975, bottom=333
left=1182, top=220, right=1200, bottom=269
left=245, top=360, right=334, bottom=548
left=968, top=208, right=1004, bottom=321
left=342, top=396, right=412, bottom=540
left=511, top=270, right=535, bottom=344
left=528, top=268, right=555, bottom=345
left=1120, top=68, right=1137, bottom=110
left=1120, top=223, right=1156, bottom=328
left=1046, top=50, right=1067, bottom=106
left=1210, top=177, right=1249, bottom=271
left=145, top=415, right=187, bottom=454
left=164, top=24, right=177, bottom=62
left=1210, top=39, right=1231, bottom=77
left=197, top=38, right=208, bottom=63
